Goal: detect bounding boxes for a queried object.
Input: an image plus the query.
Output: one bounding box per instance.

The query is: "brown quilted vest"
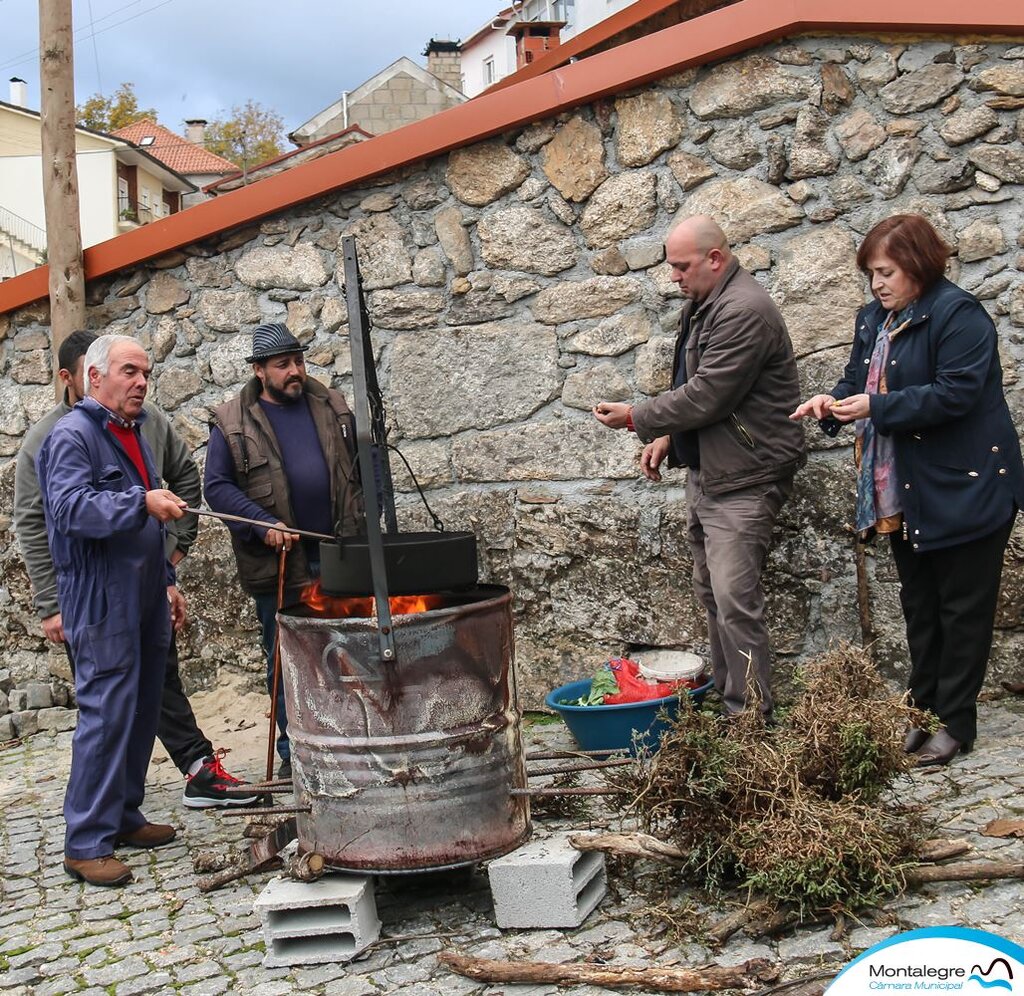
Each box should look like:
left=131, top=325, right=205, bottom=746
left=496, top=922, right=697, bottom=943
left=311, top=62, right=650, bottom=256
left=210, top=376, right=363, bottom=595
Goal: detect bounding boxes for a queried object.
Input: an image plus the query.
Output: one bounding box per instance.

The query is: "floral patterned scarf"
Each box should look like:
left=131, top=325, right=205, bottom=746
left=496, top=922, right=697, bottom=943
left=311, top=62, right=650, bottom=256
left=854, top=305, right=914, bottom=535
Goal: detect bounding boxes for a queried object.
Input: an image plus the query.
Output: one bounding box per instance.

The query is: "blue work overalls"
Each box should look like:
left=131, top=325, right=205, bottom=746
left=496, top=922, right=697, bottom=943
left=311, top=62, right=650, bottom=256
left=37, top=399, right=172, bottom=860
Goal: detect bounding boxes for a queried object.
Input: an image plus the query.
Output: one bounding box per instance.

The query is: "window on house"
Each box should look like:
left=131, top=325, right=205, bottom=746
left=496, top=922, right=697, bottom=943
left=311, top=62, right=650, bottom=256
left=552, top=0, right=574, bottom=22
left=139, top=136, right=155, bottom=146
left=483, top=57, right=495, bottom=84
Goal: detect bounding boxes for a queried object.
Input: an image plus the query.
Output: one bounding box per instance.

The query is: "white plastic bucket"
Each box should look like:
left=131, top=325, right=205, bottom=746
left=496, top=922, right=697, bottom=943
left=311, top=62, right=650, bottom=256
left=638, top=650, right=705, bottom=683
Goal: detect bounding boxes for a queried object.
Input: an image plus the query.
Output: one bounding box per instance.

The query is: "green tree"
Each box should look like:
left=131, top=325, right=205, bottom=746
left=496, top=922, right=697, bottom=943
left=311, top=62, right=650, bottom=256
left=77, top=82, right=157, bottom=131
left=203, top=100, right=285, bottom=170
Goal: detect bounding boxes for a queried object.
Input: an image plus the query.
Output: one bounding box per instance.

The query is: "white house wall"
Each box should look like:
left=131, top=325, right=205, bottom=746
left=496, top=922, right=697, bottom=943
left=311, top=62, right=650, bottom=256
left=0, top=125, right=119, bottom=251
left=461, top=28, right=517, bottom=97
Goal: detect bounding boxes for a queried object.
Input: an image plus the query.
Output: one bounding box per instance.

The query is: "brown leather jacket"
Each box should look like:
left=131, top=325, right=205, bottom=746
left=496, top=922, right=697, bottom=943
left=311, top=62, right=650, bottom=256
left=632, top=259, right=806, bottom=494
left=210, top=377, right=362, bottom=594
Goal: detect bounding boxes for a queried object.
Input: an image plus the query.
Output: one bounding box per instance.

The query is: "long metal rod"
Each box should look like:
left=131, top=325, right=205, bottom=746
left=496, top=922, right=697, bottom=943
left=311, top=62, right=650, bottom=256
left=525, top=748, right=628, bottom=761
left=342, top=235, right=395, bottom=663
left=217, top=805, right=311, bottom=817
left=526, top=758, right=634, bottom=778
left=185, top=506, right=334, bottom=542
left=510, top=787, right=627, bottom=797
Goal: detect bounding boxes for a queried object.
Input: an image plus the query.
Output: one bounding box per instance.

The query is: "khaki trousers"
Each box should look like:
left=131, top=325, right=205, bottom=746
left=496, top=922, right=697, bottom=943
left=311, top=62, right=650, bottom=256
left=686, top=472, right=793, bottom=716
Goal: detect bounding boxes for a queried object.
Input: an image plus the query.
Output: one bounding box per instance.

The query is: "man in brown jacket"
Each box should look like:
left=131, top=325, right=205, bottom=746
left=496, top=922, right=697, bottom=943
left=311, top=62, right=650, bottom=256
left=594, top=216, right=805, bottom=718
left=204, top=323, right=362, bottom=776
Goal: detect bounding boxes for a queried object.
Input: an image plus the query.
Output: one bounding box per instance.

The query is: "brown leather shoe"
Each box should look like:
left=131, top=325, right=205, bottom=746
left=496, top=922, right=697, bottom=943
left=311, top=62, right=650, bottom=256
left=904, top=726, right=930, bottom=754
left=64, top=854, right=133, bottom=887
left=115, top=823, right=176, bottom=848
left=915, top=729, right=973, bottom=767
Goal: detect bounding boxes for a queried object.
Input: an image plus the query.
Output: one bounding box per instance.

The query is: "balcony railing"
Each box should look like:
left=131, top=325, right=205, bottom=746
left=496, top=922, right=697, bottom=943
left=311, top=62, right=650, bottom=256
left=0, top=204, right=47, bottom=254
left=118, top=195, right=155, bottom=226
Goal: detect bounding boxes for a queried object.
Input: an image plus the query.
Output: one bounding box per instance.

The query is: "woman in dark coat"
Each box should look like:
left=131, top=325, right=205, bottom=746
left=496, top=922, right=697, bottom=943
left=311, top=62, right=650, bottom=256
left=792, top=214, right=1024, bottom=766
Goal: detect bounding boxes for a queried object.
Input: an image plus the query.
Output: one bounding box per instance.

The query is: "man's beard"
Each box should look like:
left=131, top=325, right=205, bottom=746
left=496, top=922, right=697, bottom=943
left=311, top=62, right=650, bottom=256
left=265, top=378, right=304, bottom=404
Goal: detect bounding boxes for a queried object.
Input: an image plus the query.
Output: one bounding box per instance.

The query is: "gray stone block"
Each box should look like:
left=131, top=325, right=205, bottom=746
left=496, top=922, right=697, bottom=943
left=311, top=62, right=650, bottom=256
left=488, top=834, right=606, bottom=929
left=0, top=714, right=14, bottom=741
left=0, top=689, right=8, bottom=715
left=11, top=711, right=38, bottom=738
left=35, top=708, right=77, bottom=733
left=25, top=682, right=53, bottom=710
left=254, top=874, right=379, bottom=968
left=9, top=689, right=28, bottom=711
left=0, top=669, right=11, bottom=693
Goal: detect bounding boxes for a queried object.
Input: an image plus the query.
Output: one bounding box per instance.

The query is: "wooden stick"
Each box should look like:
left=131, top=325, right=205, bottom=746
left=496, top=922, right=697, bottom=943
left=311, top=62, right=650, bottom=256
left=904, top=861, right=1024, bottom=886
left=267, top=549, right=287, bottom=784
left=197, top=856, right=283, bottom=892
left=569, top=831, right=687, bottom=865
left=854, top=538, right=874, bottom=652
left=916, top=839, right=971, bottom=862
left=706, top=902, right=772, bottom=945
left=288, top=852, right=325, bottom=882
left=438, top=952, right=778, bottom=992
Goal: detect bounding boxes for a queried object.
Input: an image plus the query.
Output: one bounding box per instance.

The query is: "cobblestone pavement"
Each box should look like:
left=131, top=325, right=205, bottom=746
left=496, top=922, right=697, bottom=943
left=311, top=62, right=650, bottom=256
left=2, top=698, right=1023, bottom=996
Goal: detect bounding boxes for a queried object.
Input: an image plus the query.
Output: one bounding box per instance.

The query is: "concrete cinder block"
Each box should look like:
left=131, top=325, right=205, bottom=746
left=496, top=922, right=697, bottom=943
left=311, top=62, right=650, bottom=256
left=488, top=834, right=607, bottom=929
left=253, top=873, right=379, bottom=968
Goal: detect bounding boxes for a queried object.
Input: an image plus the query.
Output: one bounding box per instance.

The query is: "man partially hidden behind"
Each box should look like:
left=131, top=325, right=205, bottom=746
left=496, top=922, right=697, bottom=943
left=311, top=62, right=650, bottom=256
left=205, top=323, right=362, bottom=778
left=37, top=335, right=187, bottom=887
left=15, top=330, right=255, bottom=811
left=594, top=216, right=805, bottom=719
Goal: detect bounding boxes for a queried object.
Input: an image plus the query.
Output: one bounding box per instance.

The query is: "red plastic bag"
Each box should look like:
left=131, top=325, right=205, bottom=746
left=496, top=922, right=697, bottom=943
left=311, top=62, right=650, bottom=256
left=603, top=658, right=678, bottom=704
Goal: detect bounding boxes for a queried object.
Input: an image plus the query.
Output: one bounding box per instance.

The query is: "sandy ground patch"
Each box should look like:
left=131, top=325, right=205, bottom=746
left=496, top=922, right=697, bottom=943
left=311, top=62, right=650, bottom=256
left=148, top=678, right=273, bottom=787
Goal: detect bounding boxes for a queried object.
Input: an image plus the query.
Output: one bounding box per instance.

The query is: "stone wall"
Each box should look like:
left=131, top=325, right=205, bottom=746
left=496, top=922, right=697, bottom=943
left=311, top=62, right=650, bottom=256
left=2, top=34, right=1024, bottom=707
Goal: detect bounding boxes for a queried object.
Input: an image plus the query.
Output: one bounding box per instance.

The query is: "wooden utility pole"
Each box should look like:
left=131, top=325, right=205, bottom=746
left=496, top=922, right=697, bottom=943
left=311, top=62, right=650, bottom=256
left=39, top=0, right=86, bottom=391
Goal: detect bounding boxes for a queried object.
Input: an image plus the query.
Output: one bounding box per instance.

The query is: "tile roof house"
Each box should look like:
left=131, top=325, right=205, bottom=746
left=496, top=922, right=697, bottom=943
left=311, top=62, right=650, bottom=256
left=111, top=118, right=238, bottom=206
left=0, top=89, right=195, bottom=279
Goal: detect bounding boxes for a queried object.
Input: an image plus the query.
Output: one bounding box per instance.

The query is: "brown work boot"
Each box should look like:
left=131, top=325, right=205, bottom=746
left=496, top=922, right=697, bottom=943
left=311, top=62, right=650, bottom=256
left=64, top=854, right=133, bottom=887
left=115, top=822, right=177, bottom=848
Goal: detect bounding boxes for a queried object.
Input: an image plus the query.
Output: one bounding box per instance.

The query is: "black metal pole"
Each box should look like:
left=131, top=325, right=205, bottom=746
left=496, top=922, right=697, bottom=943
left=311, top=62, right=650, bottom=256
left=342, top=236, right=396, bottom=663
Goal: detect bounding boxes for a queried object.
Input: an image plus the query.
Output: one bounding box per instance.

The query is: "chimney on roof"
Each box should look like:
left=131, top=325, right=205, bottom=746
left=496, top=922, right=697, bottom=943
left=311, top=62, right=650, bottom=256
left=8, top=77, right=28, bottom=107
left=424, top=38, right=463, bottom=93
left=184, top=119, right=207, bottom=145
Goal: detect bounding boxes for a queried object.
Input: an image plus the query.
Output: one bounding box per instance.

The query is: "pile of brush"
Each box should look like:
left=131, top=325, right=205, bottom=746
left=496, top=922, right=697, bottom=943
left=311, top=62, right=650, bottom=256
left=605, top=643, right=930, bottom=915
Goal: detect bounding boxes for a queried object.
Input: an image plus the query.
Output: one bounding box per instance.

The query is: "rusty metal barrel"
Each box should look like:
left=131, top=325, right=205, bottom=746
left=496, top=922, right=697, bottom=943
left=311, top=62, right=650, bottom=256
left=277, top=584, right=531, bottom=872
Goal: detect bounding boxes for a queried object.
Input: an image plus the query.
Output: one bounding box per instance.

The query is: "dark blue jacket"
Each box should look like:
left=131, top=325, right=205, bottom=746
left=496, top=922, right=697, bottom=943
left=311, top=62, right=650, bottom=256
left=36, top=399, right=173, bottom=647
left=821, top=278, right=1024, bottom=552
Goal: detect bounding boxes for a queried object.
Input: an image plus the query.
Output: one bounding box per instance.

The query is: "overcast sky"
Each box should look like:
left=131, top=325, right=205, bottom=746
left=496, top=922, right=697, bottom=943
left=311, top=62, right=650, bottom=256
left=1, top=0, right=502, bottom=137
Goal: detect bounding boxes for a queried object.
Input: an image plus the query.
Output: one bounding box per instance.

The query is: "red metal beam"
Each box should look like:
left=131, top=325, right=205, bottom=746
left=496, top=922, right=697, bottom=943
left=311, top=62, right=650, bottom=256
left=1, top=0, right=1020, bottom=317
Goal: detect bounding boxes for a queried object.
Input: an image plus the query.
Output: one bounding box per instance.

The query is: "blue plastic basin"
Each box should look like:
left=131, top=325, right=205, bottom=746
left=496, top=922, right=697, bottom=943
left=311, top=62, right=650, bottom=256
left=544, top=677, right=714, bottom=755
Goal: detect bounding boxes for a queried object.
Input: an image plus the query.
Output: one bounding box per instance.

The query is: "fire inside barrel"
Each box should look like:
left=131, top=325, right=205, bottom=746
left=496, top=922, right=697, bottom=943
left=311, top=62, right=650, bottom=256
left=299, top=579, right=443, bottom=619
left=278, top=585, right=531, bottom=873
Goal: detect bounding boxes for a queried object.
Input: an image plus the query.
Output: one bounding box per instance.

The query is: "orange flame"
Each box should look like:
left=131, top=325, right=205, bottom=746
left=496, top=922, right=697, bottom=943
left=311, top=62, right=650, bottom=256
left=300, top=580, right=443, bottom=619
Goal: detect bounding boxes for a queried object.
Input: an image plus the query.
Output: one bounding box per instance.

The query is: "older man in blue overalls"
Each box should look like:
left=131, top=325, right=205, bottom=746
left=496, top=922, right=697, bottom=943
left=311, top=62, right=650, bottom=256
left=38, top=334, right=187, bottom=887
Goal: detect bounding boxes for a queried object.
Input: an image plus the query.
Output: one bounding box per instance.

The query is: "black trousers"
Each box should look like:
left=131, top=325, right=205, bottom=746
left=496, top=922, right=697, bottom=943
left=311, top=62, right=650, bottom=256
left=66, top=635, right=212, bottom=775
left=889, top=518, right=1013, bottom=745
